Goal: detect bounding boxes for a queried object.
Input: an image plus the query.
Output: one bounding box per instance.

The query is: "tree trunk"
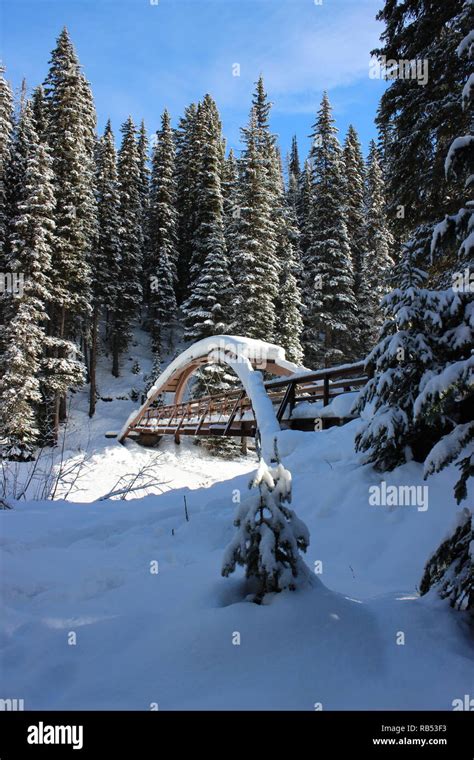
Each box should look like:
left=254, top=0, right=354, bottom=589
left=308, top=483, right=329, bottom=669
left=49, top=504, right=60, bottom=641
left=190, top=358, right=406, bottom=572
left=53, top=392, right=60, bottom=446
left=112, top=329, right=120, bottom=378
left=89, top=307, right=99, bottom=418
left=54, top=306, right=67, bottom=435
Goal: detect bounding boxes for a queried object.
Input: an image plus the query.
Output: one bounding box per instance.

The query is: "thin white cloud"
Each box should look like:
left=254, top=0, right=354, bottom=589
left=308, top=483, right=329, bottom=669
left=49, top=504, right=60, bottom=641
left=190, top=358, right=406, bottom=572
left=204, top=0, right=382, bottom=112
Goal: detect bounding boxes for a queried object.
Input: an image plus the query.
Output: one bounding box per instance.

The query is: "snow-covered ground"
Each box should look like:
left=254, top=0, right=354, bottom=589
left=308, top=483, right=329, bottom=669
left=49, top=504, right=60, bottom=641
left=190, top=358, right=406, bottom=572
left=1, top=330, right=473, bottom=710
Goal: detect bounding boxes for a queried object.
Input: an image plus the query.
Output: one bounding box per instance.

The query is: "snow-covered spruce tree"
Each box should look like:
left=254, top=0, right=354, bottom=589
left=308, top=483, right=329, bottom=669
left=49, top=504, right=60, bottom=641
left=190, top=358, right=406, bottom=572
left=137, top=119, right=151, bottom=299
left=112, top=116, right=144, bottom=377
left=420, top=508, right=473, bottom=614
left=274, top=253, right=304, bottom=365
left=343, top=124, right=366, bottom=300
left=297, top=159, right=312, bottom=270
left=0, top=103, right=56, bottom=459
left=354, top=265, right=472, bottom=477
left=0, top=63, right=13, bottom=267
left=183, top=95, right=231, bottom=344
left=272, top=145, right=304, bottom=364
left=148, top=109, right=178, bottom=371
left=0, top=63, right=13, bottom=355
left=374, top=0, right=471, bottom=244
left=31, top=85, right=47, bottom=142
left=43, top=27, right=97, bottom=436
left=358, top=141, right=394, bottom=349
left=415, top=9, right=474, bottom=505
left=417, top=3, right=474, bottom=617
left=96, top=121, right=121, bottom=326
left=231, top=97, right=279, bottom=341
left=253, top=75, right=282, bottom=278
left=353, top=252, right=442, bottom=471
left=89, top=120, right=121, bottom=414
left=175, top=102, right=200, bottom=303
left=302, top=92, right=358, bottom=367
left=181, top=96, right=236, bottom=454
left=287, top=135, right=300, bottom=214
left=222, top=447, right=310, bottom=603
left=222, top=147, right=239, bottom=269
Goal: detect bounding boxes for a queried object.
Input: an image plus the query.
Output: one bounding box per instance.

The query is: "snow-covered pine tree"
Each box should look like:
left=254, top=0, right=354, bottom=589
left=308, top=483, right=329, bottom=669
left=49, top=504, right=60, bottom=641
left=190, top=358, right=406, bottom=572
left=43, top=27, right=97, bottom=435
left=112, top=115, right=144, bottom=377
left=222, top=147, right=239, bottom=265
left=353, top=253, right=439, bottom=471
left=374, top=0, right=470, bottom=244
left=343, top=124, right=366, bottom=299
left=177, top=99, right=239, bottom=454
left=0, top=103, right=57, bottom=458
left=355, top=4, right=474, bottom=494
left=231, top=80, right=279, bottom=341
left=417, top=2, right=474, bottom=616
left=137, top=119, right=151, bottom=300
left=420, top=507, right=473, bottom=614
left=31, top=85, right=47, bottom=142
left=297, top=159, right=312, bottom=270
left=183, top=95, right=231, bottom=342
left=0, top=63, right=13, bottom=269
left=222, top=449, right=310, bottom=603
left=302, top=92, right=358, bottom=367
left=287, top=135, right=300, bottom=213
left=148, top=109, right=178, bottom=371
left=231, top=109, right=274, bottom=340
left=274, top=253, right=304, bottom=365
left=0, top=64, right=13, bottom=359
left=354, top=256, right=472, bottom=478
left=96, top=121, right=121, bottom=326
left=358, top=141, right=394, bottom=349
left=414, top=8, right=474, bottom=505
left=272, top=144, right=304, bottom=364
left=175, top=102, right=200, bottom=303
left=181, top=96, right=235, bottom=449
left=90, top=120, right=121, bottom=413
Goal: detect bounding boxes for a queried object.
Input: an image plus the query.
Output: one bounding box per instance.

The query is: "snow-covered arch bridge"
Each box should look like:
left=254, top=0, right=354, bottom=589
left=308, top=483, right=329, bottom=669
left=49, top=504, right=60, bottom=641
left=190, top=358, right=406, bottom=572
left=118, top=335, right=368, bottom=460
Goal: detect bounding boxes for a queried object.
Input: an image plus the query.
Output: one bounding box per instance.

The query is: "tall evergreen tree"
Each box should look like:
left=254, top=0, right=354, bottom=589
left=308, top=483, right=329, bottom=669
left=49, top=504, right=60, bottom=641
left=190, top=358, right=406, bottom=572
left=113, top=116, right=144, bottom=376
left=180, top=96, right=236, bottom=453
left=137, top=119, right=151, bottom=296
left=274, top=252, right=304, bottom=365
left=343, top=124, right=366, bottom=297
left=272, top=143, right=304, bottom=364
left=417, top=1, right=474, bottom=617
left=175, top=102, right=200, bottom=303
left=416, top=6, right=474, bottom=504
left=358, top=141, right=394, bottom=349
left=183, top=96, right=231, bottom=342
left=149, top=109, right=178, bottom=369
left=90, top=120, right=121, bottom=412
left=355, top=4, right=474, bottom=495
left=287, top=135, right=300, bottom=213
left=232, top=80, right=279, bottom=341
left=302, top=92, right=358, bottom=367
left=373, top=0, right=470, bottom=245
left=222, top=147, right=239, bottom=249
left=297, top=159, right=312, bottom=268
left=0, top=103, right=58, bottom=458
left=353, top=253, right=435, bottom=471
left=31, top=85, right=47, bottom=141
left=0, top=63, right=13, bottom=270
left=43, top=27, right=97, bottom=434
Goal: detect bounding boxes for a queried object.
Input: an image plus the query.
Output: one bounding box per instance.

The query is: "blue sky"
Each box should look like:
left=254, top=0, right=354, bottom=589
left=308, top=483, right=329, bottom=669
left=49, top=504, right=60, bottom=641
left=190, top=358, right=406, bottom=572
left=1, top=0, right=387, bottom=164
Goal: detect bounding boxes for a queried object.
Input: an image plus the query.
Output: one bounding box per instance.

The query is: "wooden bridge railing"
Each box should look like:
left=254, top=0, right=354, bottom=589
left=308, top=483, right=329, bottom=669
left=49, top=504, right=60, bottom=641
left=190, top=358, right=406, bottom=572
left=123, top=360, right=369, bottom=445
